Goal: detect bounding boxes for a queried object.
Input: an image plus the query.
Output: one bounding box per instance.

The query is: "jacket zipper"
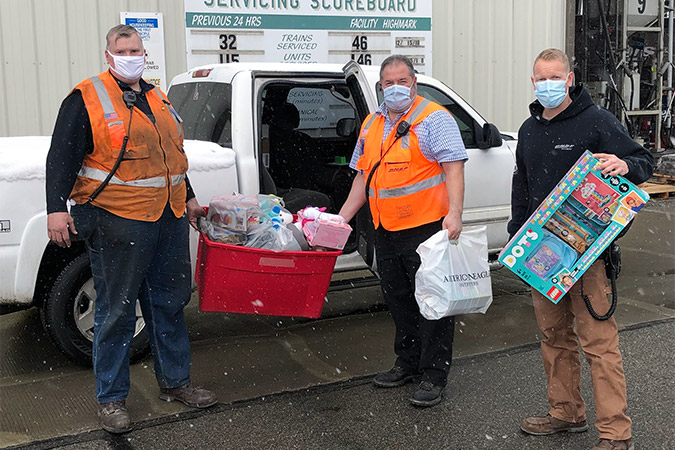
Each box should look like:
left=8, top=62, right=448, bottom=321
left=153, top=122, right=172, bottom=203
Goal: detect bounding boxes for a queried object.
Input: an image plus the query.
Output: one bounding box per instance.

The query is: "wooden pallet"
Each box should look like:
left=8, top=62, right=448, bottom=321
left=652, top=173, right=675, bottom=183
left=640, top=182, right=675, bottom=198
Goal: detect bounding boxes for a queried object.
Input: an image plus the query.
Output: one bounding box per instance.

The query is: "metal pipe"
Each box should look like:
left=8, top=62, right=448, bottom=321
left=668, top=0, right=673, bottom=93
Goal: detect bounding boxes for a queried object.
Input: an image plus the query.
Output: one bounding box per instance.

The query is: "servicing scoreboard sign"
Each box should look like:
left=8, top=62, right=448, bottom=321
left=184, top=0, right=432, bottom=73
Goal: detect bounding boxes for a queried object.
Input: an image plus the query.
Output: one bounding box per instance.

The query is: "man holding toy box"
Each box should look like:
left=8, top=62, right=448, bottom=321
left=509, top=48, right=653, bottom=450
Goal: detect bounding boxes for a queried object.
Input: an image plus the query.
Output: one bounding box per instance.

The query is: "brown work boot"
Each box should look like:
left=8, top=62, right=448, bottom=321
left=591, top=438, right=634, bottom=450
left=98, top=401, right=132, bottom=434
left=159, top=382, right=217, bottom=408
left=520, top=414, right=589, bottom=436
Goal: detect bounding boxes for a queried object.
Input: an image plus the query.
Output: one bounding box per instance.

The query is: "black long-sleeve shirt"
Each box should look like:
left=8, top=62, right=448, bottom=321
left=507, top=85, right=654, bottom=237
left=46, top=73, right=194, bottom=213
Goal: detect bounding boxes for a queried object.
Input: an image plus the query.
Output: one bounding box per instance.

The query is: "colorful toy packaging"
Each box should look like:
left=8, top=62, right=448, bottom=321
left=299, top=207, right=353, bottom=250
left=498, top=151, right=649, bottom=303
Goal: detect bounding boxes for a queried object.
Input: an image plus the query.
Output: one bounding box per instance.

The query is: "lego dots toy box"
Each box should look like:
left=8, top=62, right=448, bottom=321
left=498, top=151, right=649, bottom=303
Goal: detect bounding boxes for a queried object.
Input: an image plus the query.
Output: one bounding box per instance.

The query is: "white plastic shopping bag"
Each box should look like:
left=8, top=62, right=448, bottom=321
left=415, top=226, right=493, bottom=319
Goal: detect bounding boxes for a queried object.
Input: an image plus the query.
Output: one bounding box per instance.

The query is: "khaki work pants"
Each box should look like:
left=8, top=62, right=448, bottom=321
left=532, top=260, right=631, bottom=441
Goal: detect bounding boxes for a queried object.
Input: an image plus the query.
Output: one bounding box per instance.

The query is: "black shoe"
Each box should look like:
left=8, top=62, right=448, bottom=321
left=373, top=366, right=420, bottom=388
left=410, top=381, right=444, bottom=407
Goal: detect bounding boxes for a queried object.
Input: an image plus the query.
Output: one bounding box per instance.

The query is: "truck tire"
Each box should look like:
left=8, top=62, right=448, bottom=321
left=39, top=253, right=150, bottom=366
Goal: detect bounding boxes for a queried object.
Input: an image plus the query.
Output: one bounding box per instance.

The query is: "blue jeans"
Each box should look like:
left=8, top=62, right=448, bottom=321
left=74, top=203, right=192, bottom=403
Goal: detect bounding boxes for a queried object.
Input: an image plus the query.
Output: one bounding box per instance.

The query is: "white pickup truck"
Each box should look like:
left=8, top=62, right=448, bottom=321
left=0, top=61, right=516, bottom=365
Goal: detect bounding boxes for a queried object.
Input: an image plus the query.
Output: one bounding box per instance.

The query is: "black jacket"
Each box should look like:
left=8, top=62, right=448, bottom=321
left=507, top=85, right=654, bottom=236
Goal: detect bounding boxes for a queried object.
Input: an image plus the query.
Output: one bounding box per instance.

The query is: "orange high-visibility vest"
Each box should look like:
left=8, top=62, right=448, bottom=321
left=355, top=96, right=449, bottom=231
left=69, top=71, right=188, bottom=221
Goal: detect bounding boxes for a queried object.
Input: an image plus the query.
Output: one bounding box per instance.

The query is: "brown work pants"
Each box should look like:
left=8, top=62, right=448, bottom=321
left=532, top=260, right=631, bottom=440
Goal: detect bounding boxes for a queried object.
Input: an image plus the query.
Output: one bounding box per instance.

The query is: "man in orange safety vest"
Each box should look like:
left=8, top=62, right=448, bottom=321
left=339, top=55, right=467, bottom=407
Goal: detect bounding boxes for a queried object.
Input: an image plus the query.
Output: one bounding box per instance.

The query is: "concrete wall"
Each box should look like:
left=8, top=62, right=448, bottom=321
left=0, top=0, right=566, bottom=137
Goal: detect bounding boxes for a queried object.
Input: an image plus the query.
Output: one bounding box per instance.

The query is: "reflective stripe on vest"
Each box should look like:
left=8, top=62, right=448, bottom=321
left=77, top=166, right=185, bottom=188
left=92, top=75, right=183, bottom=140
left=369, top=172, right=446, bottom=198
left=360, top=96, right=449, bottom=231
left=361, top=114, right=378, bottom=135
left=383, top=98, right=430, bottom=149
left=405, top=98, right=432, bottom=126
left=359, top=113, right=378, bottom=146
left=367, top=98, right=437, bottom=196
left=401, top=134, right=410, bottom=149
left=171, top=174, right=186, bottom=185
left=89, top=76, right=117, bottom=121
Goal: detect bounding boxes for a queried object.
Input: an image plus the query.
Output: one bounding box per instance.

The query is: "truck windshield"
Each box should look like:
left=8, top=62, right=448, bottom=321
left=168, top=82, right=233, bottom=146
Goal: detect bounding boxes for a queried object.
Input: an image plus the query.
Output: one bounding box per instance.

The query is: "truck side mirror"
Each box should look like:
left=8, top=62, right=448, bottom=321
left=477, top=123, right=503, bottom=149
left=336, top=118, right=356, bottom=137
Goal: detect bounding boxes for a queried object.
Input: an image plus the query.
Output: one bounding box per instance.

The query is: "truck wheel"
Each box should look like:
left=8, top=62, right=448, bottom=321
left=40, top=253, right=150, bottom=366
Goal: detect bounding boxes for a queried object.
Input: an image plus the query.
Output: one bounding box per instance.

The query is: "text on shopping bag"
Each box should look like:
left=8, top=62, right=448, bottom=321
left=414, top=226, right=493, bottom=320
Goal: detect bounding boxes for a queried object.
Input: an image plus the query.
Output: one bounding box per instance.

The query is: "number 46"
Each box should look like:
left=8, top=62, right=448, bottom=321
left=351, top=36, right=368, bottom=50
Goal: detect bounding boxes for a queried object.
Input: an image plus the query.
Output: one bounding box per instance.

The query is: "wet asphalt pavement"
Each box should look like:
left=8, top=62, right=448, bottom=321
left=1, top=199, right=674, bottom=449
left=17, top=321, right=675, bottom=450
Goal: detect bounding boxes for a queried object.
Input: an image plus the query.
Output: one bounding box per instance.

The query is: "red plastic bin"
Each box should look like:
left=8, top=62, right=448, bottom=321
left=195, top=233, right=341, bottom=318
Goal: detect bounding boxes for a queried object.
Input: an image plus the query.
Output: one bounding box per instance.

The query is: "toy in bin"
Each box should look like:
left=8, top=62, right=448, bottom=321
left=201, top=194, right=306, bottom=251
left=299, top=207, right=353, bottom=250
left=498, top=151, right=649, bottom=303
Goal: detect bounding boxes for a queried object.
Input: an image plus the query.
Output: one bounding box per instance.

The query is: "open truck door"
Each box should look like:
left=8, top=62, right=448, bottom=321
left=342, top=61, right=380, bottom=271
left=245, top=64, right=376, bottom=272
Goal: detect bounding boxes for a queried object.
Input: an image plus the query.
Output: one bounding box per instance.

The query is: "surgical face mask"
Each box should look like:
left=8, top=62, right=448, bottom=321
left=107, top=51, right=145, bottom=81
left=383, top=84, right=414, bottom=113
left=534, top=76, right=569, bottom=109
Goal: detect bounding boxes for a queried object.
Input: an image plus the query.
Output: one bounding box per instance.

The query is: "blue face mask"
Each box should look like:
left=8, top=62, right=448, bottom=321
left=383, top=84, right=414, bottom=113
left=534, top=78, right=569, bottom=109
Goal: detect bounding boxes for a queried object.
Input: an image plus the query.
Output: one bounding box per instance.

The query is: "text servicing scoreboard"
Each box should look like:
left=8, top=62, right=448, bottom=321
left=185, top=0, right=432, bottom=73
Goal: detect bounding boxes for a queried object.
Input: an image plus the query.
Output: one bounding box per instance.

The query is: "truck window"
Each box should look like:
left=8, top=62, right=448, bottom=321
left=168, top=82, right=233, bottom=146
left=259, top=82, right=357, bottom=219
left=284, top=87, right=356, bottom=138
left=374, top=82, right=479, bottom=148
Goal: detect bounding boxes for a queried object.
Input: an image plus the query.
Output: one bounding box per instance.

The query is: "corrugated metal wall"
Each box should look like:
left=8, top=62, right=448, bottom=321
left=0, top=0, right=187, bottom=138
left=433, top=0, right=567, bottom=133
left=0, top=0, right=565, bottom=137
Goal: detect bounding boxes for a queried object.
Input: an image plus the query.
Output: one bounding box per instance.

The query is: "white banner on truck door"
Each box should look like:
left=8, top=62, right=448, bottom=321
left=184, top=0, right=432, bottom=74
left=121, top=12, right=167, bottom=92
